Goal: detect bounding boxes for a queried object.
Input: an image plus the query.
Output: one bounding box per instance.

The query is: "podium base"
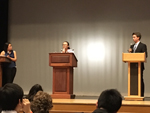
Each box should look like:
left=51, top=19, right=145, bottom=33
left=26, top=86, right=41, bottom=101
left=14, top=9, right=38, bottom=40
left=51, top=94, right=75, bottom=99
left=124, top=96, right=144, bottom=101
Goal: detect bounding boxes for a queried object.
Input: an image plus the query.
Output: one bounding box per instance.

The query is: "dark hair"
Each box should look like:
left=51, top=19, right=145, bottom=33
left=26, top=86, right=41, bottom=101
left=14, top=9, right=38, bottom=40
left=3, top=42, right=11, bottom=53
left=31, top=91, right=53, bottom=113
left=0, top=83, right=24, bottom=110
left=132, top=32, right=141, bottom=40
left=97, top=89, right=122, bottom=113
left=63, top=41, right=70, bottom=49
left=26, top=84, right=43, bottom=102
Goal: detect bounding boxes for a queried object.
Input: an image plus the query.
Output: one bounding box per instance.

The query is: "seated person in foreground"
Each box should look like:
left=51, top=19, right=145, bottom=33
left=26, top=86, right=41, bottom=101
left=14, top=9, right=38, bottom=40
left=31, top=91, right=53, bottom=113
left=61, top=41, right=74, bottom=53
left=0, top=83, right=31, bottom=113
left=26, top=84, right=43, bottom=102
left=93, top=89, right=122, bottom=113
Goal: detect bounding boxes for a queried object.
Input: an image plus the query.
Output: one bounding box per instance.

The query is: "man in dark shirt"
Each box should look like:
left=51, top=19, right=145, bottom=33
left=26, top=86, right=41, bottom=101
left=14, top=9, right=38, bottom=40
left=93, top=89, right=122, bottom=113
left=129, top=32, right=148, bottom=96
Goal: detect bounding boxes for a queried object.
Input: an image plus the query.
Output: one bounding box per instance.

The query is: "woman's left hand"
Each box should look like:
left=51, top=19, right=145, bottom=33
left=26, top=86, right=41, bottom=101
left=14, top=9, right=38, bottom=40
left=7, top=55, right=11, bottom=59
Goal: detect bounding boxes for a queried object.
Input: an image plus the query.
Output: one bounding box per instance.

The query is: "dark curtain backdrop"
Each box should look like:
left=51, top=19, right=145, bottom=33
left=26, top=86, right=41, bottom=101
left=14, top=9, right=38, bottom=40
left=0, top=0, right=8, bottom=52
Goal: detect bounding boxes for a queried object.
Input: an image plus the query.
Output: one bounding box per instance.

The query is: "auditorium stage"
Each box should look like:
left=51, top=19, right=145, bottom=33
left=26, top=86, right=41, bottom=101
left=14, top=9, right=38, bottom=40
left=50, top=98, right=150, bottom=113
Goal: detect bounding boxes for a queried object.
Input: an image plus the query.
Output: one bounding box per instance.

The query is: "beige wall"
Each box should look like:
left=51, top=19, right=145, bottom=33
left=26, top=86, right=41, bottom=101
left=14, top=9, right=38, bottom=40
left=9, top=0, right=150, bottom=96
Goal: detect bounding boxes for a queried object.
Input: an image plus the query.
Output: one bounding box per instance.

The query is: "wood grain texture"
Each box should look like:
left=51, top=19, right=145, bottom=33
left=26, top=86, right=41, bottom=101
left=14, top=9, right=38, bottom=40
left=50, top=53, right=77, bottom=99
left=0, top=56, right=11, bottom=87
left=123, top=54, right=143, bottom=100
left=50, top=99, right=150, bottom=113
left=122, top=53, right=145, bottom=62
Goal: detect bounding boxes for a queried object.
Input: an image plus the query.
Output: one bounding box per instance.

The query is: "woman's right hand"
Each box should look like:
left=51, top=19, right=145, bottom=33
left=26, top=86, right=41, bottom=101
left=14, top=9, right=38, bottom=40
left=62, top=48, right=66, bottom=53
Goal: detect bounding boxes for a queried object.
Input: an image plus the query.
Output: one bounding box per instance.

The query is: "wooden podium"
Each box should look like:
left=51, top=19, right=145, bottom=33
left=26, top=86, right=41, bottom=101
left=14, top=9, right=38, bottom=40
left=49, top=53, right=77, bottom=99
left=122, top=53, right=146, bottom=101
left=0, top=56, right=11, bottom=87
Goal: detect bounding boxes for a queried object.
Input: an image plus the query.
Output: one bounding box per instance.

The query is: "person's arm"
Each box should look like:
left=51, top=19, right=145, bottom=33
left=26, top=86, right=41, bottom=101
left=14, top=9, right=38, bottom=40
left=7, top=51, right=17, bottom=61
left=62, top=48, right=66, bottom=53
left=128, top=48, right=132, bottom=53
left=0, top=51, right=5, bottom=55
left=128, top=45, right=134, bottom=53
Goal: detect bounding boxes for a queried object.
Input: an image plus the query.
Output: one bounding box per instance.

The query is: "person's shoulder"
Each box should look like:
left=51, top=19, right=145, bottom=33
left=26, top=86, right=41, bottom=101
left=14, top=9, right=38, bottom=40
left=140, top=42, right=146, bottom=46
left=1, top=50, right=5, bottom=53
left=93, top=108, right=108, bottom=113
left=13, top=50, right=16, bottom=53
left=0, top=51, right=5, bottom=55
left=67, top=49, right=74, bottom=53
left=139, top=42, right=147, bottom=48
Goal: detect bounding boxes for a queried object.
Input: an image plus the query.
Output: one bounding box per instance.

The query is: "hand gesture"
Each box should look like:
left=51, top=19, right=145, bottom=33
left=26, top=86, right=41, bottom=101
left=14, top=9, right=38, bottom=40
left=128, top=48, right=132, bottom=53
left=22, top=99, right=31, bottom=113
left=62, top=48, right=66, bottom=53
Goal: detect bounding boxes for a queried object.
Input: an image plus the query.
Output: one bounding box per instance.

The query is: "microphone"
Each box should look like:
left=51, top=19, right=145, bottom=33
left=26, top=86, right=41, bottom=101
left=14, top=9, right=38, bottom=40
left=130, top=43, right=133, bottom=47
left=127, top=43, right=133, bottom=52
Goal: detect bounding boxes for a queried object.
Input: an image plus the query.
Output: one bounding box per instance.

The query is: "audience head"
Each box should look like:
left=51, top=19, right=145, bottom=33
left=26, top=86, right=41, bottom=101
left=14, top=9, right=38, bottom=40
left=0, top=83, right=24, bottom=111
left=97, top=89, right=122, bottom=113
left=26, top=84, right=43, bottom=102
left=31, top=91, right=53, bottom=113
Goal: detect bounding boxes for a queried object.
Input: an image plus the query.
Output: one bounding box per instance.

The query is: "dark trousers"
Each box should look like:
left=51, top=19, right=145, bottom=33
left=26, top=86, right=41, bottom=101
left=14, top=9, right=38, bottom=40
left=2, top=67, right=16, bottom=86
left=130, top=63, right=144, bottom=97
left=141, top=69, right=144, bottom=97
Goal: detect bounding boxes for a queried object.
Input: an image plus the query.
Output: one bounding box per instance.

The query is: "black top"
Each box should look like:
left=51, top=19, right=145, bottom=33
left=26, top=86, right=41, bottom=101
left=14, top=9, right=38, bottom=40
left=5, top=50, right=16, bottom=68
left=130, top=42, right=148, bottom=70
left=130, top=42, right=148, bottom=57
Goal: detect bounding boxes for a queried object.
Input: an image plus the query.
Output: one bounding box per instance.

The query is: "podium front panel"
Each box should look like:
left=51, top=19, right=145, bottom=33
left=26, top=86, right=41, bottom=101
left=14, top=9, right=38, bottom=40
left=0, top=64, right=2, bottom=87
left=49, top=53, right=77, bottom=67
left=122, top=53, right=145, bottom=62
left=54, top=68, right=67, bottom=92
left=130, top=63, right=138, bottom=95
left=51, top=56, right=70, bottom=63
left=0, top=57, right=11, bottom=87
left=0, top=57, right=11, bottom=62
left=53, top=67, right=73, bottom=94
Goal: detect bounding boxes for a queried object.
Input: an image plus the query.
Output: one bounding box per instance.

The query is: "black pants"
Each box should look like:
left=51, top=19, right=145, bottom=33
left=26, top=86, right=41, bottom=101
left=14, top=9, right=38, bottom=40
left=2, top=67, right=16, bottom=86
left=131, top=63, right=144, bottom=97
left=141, top=69, right=144, bottom=97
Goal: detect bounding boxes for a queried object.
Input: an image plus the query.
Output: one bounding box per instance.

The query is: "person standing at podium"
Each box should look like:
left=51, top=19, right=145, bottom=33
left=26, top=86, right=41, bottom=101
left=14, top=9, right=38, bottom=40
left=61, top=41, right=74, bottom=53
left=0, top=42, right=17, bottom=86
left=128, top=32, right=148, bottom=96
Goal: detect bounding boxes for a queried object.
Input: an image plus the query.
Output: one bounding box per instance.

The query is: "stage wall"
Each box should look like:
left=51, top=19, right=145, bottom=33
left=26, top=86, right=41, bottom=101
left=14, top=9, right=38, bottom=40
left=8, top=0, right=150, bottom=96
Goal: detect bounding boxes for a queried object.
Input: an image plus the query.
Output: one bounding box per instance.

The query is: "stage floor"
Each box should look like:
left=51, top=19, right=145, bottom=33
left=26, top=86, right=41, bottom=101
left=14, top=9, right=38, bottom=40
left=50, top=98, right=150, bottom=113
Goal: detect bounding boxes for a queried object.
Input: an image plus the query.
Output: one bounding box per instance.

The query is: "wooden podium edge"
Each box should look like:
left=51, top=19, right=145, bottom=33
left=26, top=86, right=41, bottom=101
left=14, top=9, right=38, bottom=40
left=51, top=94, right=75, bottom=99
left=124, top=96, right=144, bottom=101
